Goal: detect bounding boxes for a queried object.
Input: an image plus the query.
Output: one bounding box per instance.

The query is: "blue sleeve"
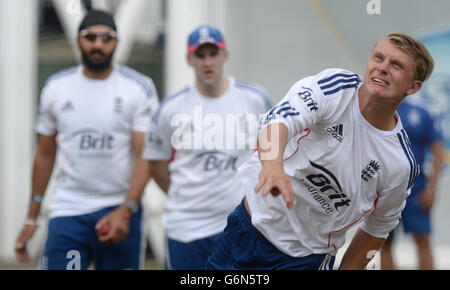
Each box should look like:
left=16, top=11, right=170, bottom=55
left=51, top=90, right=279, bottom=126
left=424, top=110, right=444, bottom=144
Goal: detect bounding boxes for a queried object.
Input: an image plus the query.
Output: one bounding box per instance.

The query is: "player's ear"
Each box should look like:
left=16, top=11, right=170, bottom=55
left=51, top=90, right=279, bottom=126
left=186, top=53, right=193, bottom=67
left=406, top=80, right=422, bottom=96
left=222, top=49, right=229, bottom=62
left=77, top=36, right=83, bottom=50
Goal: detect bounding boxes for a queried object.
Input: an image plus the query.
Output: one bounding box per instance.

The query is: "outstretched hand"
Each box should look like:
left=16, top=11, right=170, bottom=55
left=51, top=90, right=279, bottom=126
left=254, top=161, right=294, bottom=209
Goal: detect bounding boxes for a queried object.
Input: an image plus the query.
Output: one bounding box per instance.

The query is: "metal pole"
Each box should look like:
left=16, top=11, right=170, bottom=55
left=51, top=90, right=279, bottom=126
left=0, top=0, right=38, bottom=262
left=51, top=0, right=86, bottom=61
left=114, top=0, right=152, bottom=64
left=165, top=0, right=212, bottom=96
left=91, top=0, right=111, bottom=11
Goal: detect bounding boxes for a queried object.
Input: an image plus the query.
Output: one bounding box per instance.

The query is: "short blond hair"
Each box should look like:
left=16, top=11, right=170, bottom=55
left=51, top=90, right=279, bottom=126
left=375, top=32, right=434, bottom=82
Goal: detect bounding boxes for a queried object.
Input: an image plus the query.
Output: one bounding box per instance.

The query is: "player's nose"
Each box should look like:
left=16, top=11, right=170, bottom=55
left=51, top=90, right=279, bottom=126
left=376, top=59, right=389, bottom=74
left=91, top=37, right=107, bottom=49
left=203, top=55, right=215, bottom=66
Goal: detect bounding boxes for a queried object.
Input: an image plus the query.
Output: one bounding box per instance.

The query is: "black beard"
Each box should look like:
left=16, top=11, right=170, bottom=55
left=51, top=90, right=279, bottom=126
left=81, top=49, right=114, bottom=72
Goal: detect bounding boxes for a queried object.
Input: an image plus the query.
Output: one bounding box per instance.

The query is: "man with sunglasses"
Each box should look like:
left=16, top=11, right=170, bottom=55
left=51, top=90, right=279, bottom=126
left=15, top=10, right=159, bottom=270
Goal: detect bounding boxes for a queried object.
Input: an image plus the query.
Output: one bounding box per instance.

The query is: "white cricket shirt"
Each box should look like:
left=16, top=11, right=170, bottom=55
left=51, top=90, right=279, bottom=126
left=242, top=68, right=418, bottom=257
left=143, top=78, right=272, bottom=242
left=36, top=65, right=159, bottom=218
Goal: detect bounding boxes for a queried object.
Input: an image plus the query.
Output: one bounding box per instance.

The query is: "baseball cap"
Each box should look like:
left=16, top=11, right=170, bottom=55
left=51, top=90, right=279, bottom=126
left=78, top=9, right=117, bottom=32
left=187, top=25, right=226, bottom=53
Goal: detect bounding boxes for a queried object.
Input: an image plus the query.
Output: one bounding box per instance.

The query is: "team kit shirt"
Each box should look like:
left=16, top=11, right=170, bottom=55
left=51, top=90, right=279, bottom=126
left=241, top=68, right=418, bottom=257
left=143, top=78, right=272, bottom=243
left=37, top=65, right=159, bottom=218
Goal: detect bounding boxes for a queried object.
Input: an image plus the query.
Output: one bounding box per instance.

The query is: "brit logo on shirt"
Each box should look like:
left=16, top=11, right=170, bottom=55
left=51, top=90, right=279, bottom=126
left=72, top=128, right=115, bottom=158
left=195, top=151, right=238, bottom=172
left=361, top=160, right=381, bottom=182
left=297, top=87, right=319, bottom=112
left=298, top=161, right=352, bottom=214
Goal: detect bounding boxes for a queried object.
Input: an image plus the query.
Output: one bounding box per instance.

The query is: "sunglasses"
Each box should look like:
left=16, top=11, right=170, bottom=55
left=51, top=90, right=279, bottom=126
left=79, top=29, right=118, bottom=42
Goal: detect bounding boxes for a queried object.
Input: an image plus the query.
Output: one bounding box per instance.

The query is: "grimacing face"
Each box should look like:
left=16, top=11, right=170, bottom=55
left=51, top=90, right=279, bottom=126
left=78, top=25, right=118, bottom=72
left=363, top=38, right=422, bottom=103
left=187, top=44, right=229, bottom=88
